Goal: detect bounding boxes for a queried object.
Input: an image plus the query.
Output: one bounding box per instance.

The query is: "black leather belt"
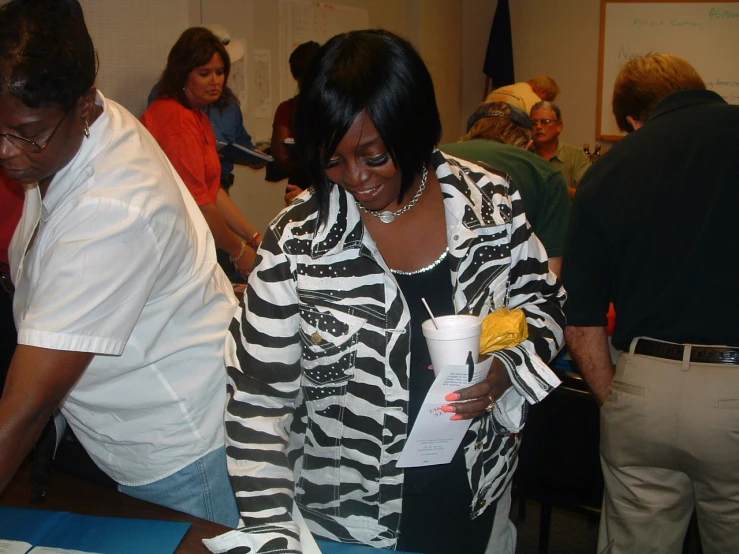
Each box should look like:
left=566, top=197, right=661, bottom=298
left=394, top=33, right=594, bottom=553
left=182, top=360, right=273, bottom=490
left=635, top=338, right=739, bottom=365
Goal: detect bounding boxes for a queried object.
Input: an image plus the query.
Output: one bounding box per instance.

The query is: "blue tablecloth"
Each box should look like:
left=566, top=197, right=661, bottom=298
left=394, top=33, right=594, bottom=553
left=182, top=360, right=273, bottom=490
left=551, top=347, right=575, bottom=373
left=318, top=540, right=417, bottom=553
left=0, top=506, right=420, bottom=554
left=0, top=506, right=189, bottom=554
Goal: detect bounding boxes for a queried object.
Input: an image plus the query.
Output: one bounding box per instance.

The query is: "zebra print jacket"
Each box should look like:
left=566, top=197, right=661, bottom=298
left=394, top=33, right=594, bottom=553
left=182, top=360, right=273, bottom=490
left=206, top=151, right=566, bottom=553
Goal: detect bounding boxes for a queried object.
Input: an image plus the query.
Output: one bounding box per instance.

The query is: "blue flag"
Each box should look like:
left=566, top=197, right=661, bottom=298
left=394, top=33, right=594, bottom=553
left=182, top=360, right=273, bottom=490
left=483, top=0, right=514, bottom=87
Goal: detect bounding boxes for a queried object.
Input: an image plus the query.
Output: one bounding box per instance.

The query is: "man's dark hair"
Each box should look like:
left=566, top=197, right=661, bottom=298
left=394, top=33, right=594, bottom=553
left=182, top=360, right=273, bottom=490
left=289, top=41, right=321, bottom=82
left=295, top=29, right=441, bottom=225
left=0, top=0, right=98, bottom=110
left=157, top=26, right=234, bottom=110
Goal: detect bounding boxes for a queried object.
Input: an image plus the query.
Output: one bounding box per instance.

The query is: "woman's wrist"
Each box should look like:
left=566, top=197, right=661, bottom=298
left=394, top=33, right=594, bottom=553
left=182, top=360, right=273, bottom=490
left=229, top=240, right=248, bottom=264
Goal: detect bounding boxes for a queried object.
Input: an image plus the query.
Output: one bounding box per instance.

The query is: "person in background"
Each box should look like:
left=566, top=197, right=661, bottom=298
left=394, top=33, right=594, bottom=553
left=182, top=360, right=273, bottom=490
left=270, top=40, right=321, bottom=205
left=0, top=171, right=23, bottom=393
left=0, top=0, right=239, bottom=527
left=206, top=30, right=565, bottom=554
left=142, top=27, right=262, bottom=278
left=486, top=75, right=559, bottom=113
left=441, top=101, right=570, bottom=277
left=563, top=53, right=739, bottom=553
left=147, top=24, right=265, bottom=193
left=530, top=100, right=590, bottom=196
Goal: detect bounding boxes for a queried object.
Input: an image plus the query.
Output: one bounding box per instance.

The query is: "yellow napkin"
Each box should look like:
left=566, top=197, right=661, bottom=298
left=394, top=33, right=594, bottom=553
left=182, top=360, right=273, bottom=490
left=479, top=308, right=528, bottom=355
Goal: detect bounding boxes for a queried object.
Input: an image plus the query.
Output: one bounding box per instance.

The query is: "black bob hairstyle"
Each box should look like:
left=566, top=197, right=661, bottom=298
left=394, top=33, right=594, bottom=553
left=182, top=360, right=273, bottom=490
left=157, top=26, right=235, bottom=110
left=0, top=0, right=98, bottom=110
left=295, top=29, right=442, bottom=225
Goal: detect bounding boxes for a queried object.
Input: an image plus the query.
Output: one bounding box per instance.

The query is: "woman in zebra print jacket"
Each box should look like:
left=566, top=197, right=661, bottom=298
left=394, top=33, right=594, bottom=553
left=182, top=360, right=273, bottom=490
left=206, top=30, right=566, bottom=554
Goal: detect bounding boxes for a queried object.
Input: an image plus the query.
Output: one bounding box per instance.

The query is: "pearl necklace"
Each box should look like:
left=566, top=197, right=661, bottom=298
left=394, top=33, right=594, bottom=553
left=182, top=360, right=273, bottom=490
left=357, top=167, right=428, bottom=224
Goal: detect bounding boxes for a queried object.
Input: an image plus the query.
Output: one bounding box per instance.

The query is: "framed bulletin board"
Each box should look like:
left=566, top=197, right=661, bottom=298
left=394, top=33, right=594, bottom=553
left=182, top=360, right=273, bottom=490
left=597, top=0, right=739, bottom=140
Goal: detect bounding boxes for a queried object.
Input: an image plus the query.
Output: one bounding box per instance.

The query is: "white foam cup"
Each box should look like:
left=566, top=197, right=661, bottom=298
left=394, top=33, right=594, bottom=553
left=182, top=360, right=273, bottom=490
left=421, top=315, right=482, bottom=377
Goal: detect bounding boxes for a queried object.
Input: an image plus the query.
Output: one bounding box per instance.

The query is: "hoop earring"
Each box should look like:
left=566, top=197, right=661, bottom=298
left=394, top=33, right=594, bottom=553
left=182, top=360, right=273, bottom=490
left=83, top=121, right=90, bottom=138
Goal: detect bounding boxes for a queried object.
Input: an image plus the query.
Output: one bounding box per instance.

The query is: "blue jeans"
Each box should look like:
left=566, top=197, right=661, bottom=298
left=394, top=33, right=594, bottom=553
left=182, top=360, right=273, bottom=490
left=118, top=446, right=240, bottom=528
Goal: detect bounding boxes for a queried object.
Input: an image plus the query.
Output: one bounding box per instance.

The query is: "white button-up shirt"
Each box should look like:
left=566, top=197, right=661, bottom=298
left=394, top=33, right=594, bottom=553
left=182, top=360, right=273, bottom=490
left=9, top=91, right=236, bottom=485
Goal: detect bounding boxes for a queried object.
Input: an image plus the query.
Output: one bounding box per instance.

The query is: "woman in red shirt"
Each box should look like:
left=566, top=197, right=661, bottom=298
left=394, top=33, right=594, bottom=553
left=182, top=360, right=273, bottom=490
left=142, top=27, right=261, bottom=276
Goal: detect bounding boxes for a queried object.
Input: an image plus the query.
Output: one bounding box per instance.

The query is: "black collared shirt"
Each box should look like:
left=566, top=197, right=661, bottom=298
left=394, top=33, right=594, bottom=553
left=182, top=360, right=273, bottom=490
left=563, top=90, right=739, bottom=350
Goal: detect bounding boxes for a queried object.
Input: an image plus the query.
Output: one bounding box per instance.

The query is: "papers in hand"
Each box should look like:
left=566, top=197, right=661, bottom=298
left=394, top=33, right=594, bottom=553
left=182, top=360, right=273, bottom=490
left=397, top=356, right=494, bottom=468
left=216, top=141, right=273, bottom=165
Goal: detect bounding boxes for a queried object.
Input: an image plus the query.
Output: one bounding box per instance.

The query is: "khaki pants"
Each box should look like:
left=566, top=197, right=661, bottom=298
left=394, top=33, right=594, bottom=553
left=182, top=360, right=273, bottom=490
left=598, top=338, right=739, bottom=553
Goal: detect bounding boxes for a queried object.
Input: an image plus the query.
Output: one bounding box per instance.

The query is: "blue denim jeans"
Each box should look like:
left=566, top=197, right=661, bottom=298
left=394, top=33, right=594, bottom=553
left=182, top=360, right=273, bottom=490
left=118, top=446, right=240, bottom=528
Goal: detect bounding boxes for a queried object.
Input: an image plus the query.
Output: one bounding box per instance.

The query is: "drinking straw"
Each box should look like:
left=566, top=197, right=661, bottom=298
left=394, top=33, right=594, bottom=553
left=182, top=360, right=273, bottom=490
left=421, top=297, right=439, bottom=329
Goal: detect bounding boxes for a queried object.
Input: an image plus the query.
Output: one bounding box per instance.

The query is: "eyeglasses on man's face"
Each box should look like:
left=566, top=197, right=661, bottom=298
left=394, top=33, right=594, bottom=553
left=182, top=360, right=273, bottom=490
left=531, top=118, right=559, bottom=126
left=0, top=109, right=70, bottom=154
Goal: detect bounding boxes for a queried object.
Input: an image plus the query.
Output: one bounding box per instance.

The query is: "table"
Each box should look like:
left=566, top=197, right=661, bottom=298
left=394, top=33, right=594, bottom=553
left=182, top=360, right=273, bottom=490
left=0, top=463, right=413, bottom=554
left=0, top=462, right=227, bottom=553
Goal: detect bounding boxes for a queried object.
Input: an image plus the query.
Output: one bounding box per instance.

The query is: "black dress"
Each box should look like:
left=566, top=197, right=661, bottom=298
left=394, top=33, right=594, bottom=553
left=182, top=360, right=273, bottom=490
left=392, top=252, right=496, bottom=554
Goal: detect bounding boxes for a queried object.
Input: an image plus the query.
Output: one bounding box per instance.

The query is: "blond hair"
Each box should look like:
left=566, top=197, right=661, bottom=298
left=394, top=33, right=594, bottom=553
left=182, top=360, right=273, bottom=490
left=528, top=75, right=560, bottom=102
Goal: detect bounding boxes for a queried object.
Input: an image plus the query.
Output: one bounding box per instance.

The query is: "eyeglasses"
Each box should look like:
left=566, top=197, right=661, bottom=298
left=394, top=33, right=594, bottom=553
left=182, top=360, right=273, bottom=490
left=0, top=109, right=70, bottom=154
left=531, top=118, right=558, bottom=126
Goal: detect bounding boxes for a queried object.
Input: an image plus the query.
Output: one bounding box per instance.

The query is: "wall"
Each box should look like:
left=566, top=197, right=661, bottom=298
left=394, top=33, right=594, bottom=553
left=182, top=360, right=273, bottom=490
left=461, top=0, right=497, bottom=138
left=509, top=0, right=602, bottom=150
left=79, top=0, right=608, bottom=233
left=460, top=0, right=604, bottom=151
left=405, top=0, right=464, bottom=145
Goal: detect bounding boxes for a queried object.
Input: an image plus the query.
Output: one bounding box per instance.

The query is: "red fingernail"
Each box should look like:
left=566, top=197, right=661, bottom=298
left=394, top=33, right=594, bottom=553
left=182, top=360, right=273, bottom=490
left=450, top=415, right=463, bottom=421
left=440, top=405, right=455, bottom=413
left=445, top=393, right=460, bottom=401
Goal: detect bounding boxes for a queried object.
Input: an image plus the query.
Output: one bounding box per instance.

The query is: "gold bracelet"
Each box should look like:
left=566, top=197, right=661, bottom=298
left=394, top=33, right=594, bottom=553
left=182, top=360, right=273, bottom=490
left=229, top=240, right=247, bottom=264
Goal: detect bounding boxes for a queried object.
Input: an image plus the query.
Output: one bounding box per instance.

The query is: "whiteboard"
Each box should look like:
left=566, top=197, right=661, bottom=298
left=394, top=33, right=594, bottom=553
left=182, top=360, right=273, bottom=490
left=598, top=1, right=739, bottom=140
left=278, top=0, right=369, bottom=101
